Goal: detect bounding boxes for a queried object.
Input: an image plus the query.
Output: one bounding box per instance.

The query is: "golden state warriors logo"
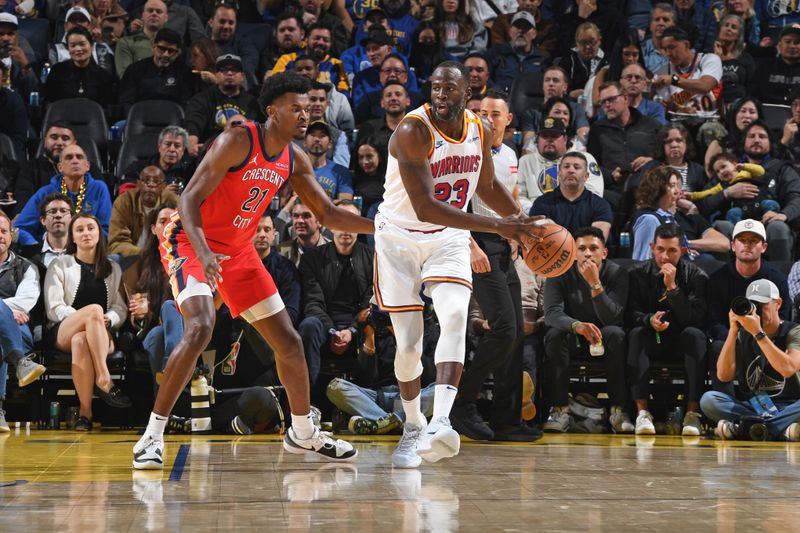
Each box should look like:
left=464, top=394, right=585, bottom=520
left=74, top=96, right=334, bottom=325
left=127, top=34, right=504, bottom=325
left=544, top=118, right=555, bottom=129
left=537, top=166, right=559, bottom=194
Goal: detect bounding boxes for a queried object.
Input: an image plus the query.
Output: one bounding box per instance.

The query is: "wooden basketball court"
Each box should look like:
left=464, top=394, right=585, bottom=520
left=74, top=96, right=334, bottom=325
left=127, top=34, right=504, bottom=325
left=2, top=429, right=799, bottom=531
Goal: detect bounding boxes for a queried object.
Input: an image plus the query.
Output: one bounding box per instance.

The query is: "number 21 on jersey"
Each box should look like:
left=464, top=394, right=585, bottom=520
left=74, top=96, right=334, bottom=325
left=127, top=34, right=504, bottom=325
left=433, top=179, right=470, bottom=209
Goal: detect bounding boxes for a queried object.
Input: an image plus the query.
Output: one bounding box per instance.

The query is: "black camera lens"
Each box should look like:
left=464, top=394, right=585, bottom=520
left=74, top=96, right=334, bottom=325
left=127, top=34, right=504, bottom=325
left=731, top=296, right=755, bottom=316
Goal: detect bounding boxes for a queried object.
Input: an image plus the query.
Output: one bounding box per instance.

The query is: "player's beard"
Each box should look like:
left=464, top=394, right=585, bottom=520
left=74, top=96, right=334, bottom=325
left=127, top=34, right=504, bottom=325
left=432, top=102, right=462, bottom=122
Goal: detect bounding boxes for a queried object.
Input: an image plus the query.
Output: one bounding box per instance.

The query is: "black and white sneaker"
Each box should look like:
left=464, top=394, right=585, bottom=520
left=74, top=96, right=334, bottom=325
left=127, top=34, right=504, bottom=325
left=283, top=427, right=357, bottom=461
left=132, top=435, right=164, bottom=470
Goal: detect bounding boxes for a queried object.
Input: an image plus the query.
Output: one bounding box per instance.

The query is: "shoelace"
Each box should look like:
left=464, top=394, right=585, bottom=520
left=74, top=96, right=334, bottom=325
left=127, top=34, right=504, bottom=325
left=396, top=427, right=422, bottom=453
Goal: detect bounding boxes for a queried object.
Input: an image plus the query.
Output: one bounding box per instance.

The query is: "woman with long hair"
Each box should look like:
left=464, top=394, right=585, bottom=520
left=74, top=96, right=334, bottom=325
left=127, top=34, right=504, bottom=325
left=434, top=0, right=485, bottom=59
left=632, top=123, right=706, bottom=195
left=190, top=38, right=222, bottom=86
left=712, top=15, right=756, bottom=106
left=351, top=137, right=388, bottom=218
left=122, top=203, right=181, bottom=383
left=44, top=214, right=130, bottom=431
left=704, top=96, right=762, bottom=172
left=590, top=30, right=646, bottom=113
left=631, top=166, right=729, bottom=261
left=704, top=0, right=763, bottom=51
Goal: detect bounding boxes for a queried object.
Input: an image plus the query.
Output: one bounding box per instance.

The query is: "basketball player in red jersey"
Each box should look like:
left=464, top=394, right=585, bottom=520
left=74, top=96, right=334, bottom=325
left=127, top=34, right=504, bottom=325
left=133, top=73, right=373, bottom=469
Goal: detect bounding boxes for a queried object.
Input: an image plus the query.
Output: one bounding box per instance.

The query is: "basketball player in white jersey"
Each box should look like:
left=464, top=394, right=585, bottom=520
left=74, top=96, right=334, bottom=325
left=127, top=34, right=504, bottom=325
left=374, top=62, right=543, bottom=468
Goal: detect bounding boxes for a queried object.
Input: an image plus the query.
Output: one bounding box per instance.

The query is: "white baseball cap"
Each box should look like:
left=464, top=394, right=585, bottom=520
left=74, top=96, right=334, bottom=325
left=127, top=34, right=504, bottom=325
left=0, top=13, right=19, bottom=27
left=746, top=279, right=780, bottom=303
left=65, top=6, right=92, bottom=22
left=732, top=219, right=767, bottom=241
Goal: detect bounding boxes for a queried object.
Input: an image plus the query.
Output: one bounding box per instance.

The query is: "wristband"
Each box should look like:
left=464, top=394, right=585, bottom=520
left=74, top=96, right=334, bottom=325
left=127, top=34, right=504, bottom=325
left=671, top=74, right=681, bottom=87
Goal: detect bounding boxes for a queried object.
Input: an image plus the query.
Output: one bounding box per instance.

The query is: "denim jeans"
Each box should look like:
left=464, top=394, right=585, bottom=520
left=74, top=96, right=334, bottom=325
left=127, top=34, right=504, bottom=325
left=700, top=390, right=800, bottom=438
left=143, top=301, right=184, bottom=379
left=326, top=377, right=435, bottom=421
left=0, top=300, right=34, bottom=400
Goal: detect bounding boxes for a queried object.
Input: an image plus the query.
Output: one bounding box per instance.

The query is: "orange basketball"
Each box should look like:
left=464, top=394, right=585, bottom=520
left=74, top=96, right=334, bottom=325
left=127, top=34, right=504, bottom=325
left=523, top=224, right=576, bottom=278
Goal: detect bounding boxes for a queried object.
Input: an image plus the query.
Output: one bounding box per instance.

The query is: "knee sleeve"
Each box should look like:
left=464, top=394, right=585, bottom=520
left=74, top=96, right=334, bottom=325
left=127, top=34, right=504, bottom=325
left=390, top=311, right=425, bottom=382
left=430, top=282, right=472, bottom=366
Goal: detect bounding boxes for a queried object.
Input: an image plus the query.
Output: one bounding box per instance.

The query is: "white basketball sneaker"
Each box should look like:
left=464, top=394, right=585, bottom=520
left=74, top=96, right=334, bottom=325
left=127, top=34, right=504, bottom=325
left=392, top=422, right=426, bottom=469
left=132, top=435, right=165, bottom=470
left=283, top=427, right=357, bottom=461
left=416, top=416, right=460, bottom=463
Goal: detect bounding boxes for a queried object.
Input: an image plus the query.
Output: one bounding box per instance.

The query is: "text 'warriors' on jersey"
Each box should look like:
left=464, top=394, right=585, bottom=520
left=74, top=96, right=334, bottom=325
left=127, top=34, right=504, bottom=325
left=381, top=104, right=485, bottom=232
left=168, top=122, right=293, bottom=252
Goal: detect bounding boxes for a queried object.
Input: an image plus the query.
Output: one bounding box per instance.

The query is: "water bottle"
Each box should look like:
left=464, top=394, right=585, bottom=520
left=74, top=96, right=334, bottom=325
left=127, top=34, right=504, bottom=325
left=619, top=232, right=630, bottom=248
left=190, top=374, right=212, bottom=433
left=28, top=91, right=39, bottom=107
left=353, top=195, right=363, bottom=211
left=512, top=130, right=522, bottom=146
left=269, top=195, right=280, bottom=212
left=40, top=62, right=50, bottom=84
left=109, top=124, right=121, bottom=142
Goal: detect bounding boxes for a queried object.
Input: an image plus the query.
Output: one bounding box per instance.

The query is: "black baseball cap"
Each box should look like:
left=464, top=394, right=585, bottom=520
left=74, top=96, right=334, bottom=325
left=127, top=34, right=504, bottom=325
left=780, top=24, right=800, bottom=39
left=216, top=53, right=243, bottom=71
left=361, top=28, right=393, bottom=47
left=539, top=117, right=567, bottom=135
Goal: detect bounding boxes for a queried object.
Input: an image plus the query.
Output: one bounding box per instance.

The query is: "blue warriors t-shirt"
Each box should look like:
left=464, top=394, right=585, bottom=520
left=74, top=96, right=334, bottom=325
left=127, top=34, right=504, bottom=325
left=314, top=161, right=354, bottom=199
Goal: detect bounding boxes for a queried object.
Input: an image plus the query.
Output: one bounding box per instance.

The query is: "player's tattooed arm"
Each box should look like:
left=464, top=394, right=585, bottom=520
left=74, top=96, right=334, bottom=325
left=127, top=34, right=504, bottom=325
left=289, top=145, right=375, bottom=235
left=474, top=115, right=522, bottom=218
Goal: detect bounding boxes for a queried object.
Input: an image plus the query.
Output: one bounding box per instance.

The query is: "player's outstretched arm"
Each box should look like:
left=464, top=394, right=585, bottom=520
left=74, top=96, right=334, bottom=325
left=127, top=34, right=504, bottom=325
left=390, top=118, right=540, bottom=243
left=289, top=146, right=375, bottom=235
left=474, top=116, right=522, bottom=218
left=179, top=128, right=251, bottom=288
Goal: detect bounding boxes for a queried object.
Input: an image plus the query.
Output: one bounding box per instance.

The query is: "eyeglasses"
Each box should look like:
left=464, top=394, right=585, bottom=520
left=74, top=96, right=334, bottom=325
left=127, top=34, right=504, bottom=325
left=140, top=178, right=165, bottom=186
left=156, top=44, right=179, bottom=55
left=380, top=68, right=407, bottom=75
left=577, top=39, right=599, bottom=47
left=598, top=94, right=623, bottom=106
left=45, top=208, right=72, bottom=216
left=622, top=74, right=645, bottom=81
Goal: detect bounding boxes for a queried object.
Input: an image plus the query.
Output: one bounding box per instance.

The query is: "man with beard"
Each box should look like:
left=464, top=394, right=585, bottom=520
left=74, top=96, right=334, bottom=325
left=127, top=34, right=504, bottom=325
left=118, top=29, right=196, bottom=117
left=464, top=53, right=492, bottom=98
left=184, top=54, right=262, bottom=157
left=272, top=22, right=350, bottom=93
left=292, top=57, right=355, bottom=132
left=488, top=11, right=550, bottom=92
left=108, top=166, right=179, bottom=258
left=115, top=0, right=169, bottom=77
left=0, top=14, right=38, bottom=109
left=121, top=126, right=194, bottom=193
left=303, top=121, right=353, bottom=201
left=355, top=81, right=410, bottom=148
left=11, top=124, right=100, bottom=216
left=17, top=193, right=72, bottom=267
left=307, top=82, right=350, bottom=167
left=517, top=118, right=603, bottom=213
left=706, top=220, right=792, bottom=394
left=702, top=121, right=800, bottom=262
left=208, top=3, right=258, bottom=86
left=297, top=0, right=350, bottom=55
left=262, top=11, right=305, bottom=77
left=354, top=54, right=423, bottom=124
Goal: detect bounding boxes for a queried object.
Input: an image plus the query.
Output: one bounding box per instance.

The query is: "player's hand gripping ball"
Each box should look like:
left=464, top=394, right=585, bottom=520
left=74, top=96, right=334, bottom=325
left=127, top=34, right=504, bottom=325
left=522, top=223, right=576, bottom=278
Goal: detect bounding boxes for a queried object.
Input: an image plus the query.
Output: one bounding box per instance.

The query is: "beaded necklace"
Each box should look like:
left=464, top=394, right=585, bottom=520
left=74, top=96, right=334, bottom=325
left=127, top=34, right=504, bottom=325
left=61, top=177, right=86, bottom=213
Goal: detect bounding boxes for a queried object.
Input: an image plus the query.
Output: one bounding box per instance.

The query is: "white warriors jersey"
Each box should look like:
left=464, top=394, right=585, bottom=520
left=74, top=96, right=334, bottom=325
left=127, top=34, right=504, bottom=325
left=381, top=104, right=485, bottom=232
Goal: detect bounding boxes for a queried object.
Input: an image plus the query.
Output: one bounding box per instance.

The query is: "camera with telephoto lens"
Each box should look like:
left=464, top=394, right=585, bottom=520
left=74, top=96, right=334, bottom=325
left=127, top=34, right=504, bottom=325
left=731, top=296, right=756, bottom=316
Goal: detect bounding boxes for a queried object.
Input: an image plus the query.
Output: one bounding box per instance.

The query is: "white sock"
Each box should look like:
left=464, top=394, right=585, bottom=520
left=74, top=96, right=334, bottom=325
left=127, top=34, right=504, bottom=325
left=144, top=412, right=168, bottom=440
left=291, top=412, right=315, bottom=440
left=401, top=395, right=426, bottom=427
left=433, top=384, right=458, bottom=420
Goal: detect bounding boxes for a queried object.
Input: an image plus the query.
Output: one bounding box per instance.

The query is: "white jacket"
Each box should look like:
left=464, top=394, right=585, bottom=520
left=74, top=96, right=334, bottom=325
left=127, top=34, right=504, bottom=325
left=517, top=149, right=605, bottom=214
left=44, top=255, right=127, bottom=329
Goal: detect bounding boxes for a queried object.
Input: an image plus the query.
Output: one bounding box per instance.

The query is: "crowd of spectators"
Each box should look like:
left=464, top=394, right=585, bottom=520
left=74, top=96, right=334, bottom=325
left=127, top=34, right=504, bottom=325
left=2, top=0, right=800, bottom=441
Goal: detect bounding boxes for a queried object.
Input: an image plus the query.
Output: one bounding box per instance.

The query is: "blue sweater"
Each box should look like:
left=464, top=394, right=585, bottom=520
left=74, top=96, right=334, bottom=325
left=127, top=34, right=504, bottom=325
left=14, top=173, right=112, bottom=246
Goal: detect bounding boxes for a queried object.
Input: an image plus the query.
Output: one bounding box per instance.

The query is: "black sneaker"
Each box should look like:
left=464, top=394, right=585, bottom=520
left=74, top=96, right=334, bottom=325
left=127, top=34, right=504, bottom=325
left=74, top=416, right=92, bottom=432
left=95, top=385, right=132, bottom=408
left=450, top=403, right=494, bottom=440
left=283, top=427, right=357, bottom=461
left=231, top=415, right=253, bottom=435
left=166, top=415, right=191, bottom=434
left=490, top=423, right=544, bottom=442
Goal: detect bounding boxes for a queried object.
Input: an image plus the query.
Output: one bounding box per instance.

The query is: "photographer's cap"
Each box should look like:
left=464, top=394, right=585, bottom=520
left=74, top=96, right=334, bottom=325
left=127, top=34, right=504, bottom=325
left=746, top=279, right=780, bottom=303
left=732, top=219, right=766, bottom=241
left=0, top=13, right=19, bottom=27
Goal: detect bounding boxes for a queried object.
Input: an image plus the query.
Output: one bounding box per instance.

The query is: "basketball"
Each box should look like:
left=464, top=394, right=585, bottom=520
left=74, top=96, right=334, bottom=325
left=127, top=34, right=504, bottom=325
left=522, top=223, right=576, bottom=278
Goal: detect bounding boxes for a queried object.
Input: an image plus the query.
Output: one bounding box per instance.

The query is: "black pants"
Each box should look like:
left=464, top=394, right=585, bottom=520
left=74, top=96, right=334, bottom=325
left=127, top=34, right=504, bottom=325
left=456, top=233, right=524, bottom=426
left=544, top=325, right=627, bottom=406
left=627, top=326, right=707, bottom=403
